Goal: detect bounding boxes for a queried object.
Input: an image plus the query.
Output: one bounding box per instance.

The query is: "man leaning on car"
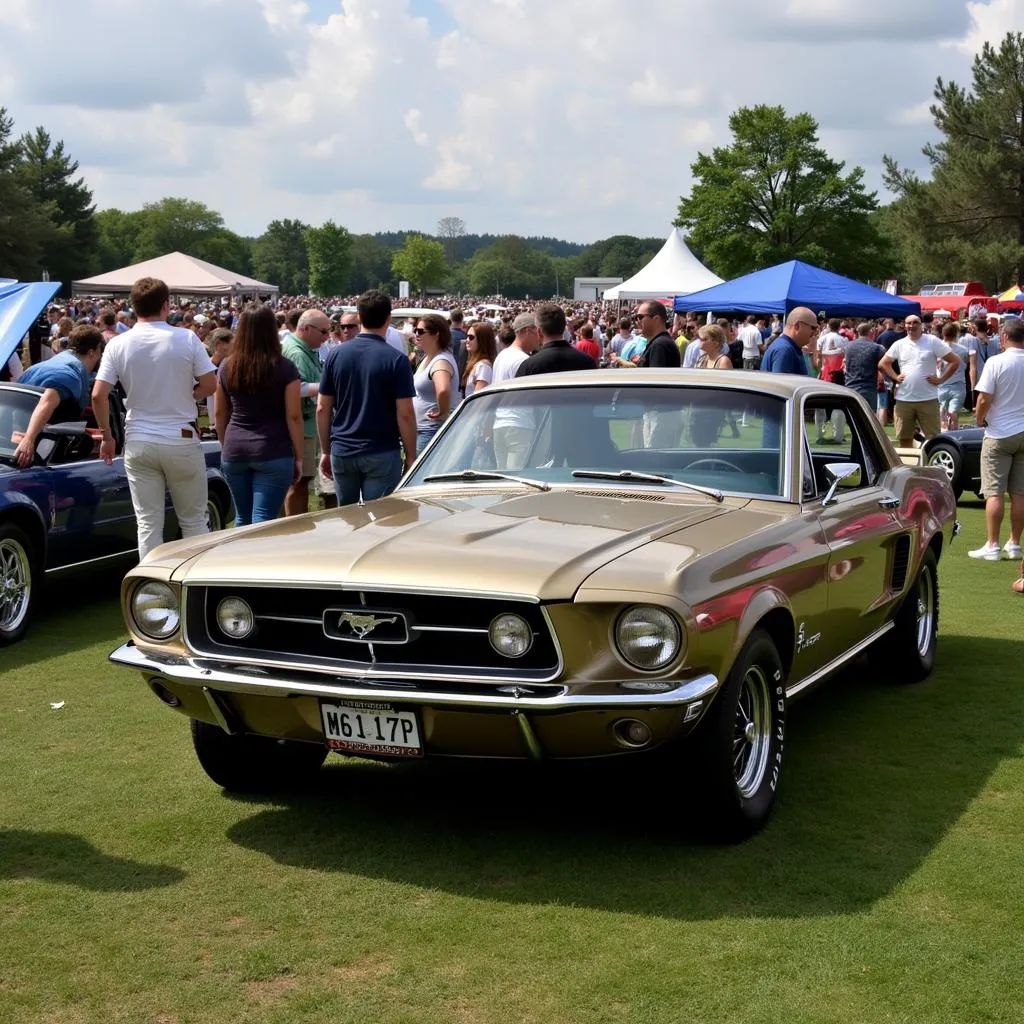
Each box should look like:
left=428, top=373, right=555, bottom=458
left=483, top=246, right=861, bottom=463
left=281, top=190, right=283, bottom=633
left=13, top=323, right=104, bottom=468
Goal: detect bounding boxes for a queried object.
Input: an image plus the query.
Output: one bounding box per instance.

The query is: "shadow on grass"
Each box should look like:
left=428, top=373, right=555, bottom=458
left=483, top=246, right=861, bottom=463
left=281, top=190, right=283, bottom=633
left=226, top=634, right=1022, bottom=920
left=0, top=830, right=185, bottom=891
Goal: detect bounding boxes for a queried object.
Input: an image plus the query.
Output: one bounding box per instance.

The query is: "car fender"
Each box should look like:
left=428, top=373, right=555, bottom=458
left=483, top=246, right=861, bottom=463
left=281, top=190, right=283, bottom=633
left=0, top=487, right=48, bottom=564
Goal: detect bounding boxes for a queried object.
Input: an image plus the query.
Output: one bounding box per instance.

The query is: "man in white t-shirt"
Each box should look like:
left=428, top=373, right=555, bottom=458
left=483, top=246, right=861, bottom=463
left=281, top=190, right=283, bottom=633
left=92, top=276, right=217, bottom=561
left=967, top=318, right=1024, bottom=561
left=878, top=315, right=961, bottom=447
left=491, top=312, right=540, bottom=470
left=813, top=318, right=848, bottom=443
left=737, top=316, right=764, bottom=370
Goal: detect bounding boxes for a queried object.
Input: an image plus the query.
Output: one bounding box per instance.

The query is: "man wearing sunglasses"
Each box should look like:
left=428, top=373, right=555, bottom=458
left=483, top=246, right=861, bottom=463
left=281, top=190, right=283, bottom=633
left=282, top=309, right=331, bottom=515
left=761, top=307, right=817, bottom=375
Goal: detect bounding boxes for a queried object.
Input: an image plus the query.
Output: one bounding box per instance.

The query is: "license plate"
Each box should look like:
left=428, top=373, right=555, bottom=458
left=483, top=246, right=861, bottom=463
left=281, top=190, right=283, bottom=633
left=320, top=701, right=423, bottom=758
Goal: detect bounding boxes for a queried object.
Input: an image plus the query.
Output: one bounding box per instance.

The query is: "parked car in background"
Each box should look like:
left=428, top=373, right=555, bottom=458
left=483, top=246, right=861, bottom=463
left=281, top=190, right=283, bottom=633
left=0, top=382, right=232, bottom=645
left=110, top=371, right=957, bottom=840
left=923, top=428, right=984, bottom=502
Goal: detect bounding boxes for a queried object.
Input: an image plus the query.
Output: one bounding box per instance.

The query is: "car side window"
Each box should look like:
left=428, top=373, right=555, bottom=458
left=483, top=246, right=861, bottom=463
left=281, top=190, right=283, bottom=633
left=802, top=397, right=880, bottom=496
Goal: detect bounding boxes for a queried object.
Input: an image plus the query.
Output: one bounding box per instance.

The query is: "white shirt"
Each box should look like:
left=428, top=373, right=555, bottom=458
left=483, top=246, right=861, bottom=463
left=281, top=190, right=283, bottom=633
left=96, top=320, right=215, bottom=445
left=738, top=324, right=763, bottom=359
left=386, top=326, right=409, bottom=357
left=885, top=334, right=952, bottom=403
left=5, top=352, right=23, bottom=380
left=975, top=348, right=1024, bottom=439
left=817, top=331, right=846, bottom=358
left=463, top=359, right=493, bottom=399
left=683, top=338, right=702, bottom=369
left=491, top=345, right=532, bottom=431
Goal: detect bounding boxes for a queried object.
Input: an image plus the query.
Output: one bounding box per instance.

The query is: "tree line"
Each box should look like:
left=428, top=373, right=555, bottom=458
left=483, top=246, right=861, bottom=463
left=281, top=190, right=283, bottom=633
left=2, top=31, right=1022, bottom=297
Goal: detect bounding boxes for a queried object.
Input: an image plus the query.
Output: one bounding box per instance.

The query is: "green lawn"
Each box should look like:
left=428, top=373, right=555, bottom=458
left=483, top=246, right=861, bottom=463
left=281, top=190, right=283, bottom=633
left=2, top=506, right=1023, bottom=1024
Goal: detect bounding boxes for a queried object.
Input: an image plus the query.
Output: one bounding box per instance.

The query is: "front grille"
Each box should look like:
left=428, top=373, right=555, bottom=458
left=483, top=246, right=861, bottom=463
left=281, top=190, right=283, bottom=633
left=184, top=585, right=561, bottom=680
left=891, top=535, right=912, bottom=591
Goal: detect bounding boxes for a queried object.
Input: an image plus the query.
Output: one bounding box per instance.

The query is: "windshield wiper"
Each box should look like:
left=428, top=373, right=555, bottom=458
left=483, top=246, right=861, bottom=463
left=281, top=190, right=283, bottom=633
left=571, top=469, right=724, bottom=503
left=422, top=470, right=550, bottom=492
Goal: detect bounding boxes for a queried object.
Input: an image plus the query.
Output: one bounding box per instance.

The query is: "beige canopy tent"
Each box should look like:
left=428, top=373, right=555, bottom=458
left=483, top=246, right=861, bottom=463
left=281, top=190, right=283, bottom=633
left=602, top=229, right=723, bottom=301
left=72, top=251, right=278, bottom=297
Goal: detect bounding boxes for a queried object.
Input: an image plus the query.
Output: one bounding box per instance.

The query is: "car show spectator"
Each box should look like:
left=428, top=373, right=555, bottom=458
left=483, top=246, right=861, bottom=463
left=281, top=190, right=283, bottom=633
left=965, top=317, right=1000, bottom=410
left=968, top=318, right=1024, bottom=562
left=91, top=277, right=217, bottom=561
left=214, top=305, right=304, bottom=526
left=281, top=308, right=330, bottom=516
left=316, top=290, right=416, bottom=507
left=490, top=313, right=540, bottom=470
left=637, top=301, right=681, bottom=369
left=842, top=322, right=887, bottom=416
left=937, top=322, right=970, bottom=431
left=461, top=321, right=496, bottom=398
left=695, top=324, right=733, bottom=370
left=13, top=324, right=105, bottom=467
left=575, top=323, right=602, bottom=362
left=814, top=318, right=848, bottom=443
left=411, top=314, right=459, bottom=452
left=516, top=302, right=597, bottom=376
left=879, top=315, right=961, bottom=447
left=738, top=315, right=764, bottom=370
left=761, top=308, right=817, bottom=375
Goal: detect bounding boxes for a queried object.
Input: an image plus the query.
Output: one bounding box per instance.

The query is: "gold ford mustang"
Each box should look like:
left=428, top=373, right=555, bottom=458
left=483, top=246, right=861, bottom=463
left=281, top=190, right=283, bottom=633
left=110, top=370, right=957, bottom=839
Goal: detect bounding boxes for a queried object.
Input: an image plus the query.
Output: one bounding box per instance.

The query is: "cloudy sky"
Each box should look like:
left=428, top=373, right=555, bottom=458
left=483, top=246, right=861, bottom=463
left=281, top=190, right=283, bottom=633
left=0, top=0, right=1020, bottom=243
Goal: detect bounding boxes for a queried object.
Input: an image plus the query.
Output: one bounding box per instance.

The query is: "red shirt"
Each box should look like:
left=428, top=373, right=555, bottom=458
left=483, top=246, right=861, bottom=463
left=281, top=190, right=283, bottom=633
left=575, top=338, right=601, bottom=361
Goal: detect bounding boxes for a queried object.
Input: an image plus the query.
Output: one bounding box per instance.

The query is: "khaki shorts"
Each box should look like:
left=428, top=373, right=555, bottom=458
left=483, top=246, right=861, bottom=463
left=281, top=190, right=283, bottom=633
left=980, top=431, right=1024, bottom=497
left=893, top=400, right=940, bottom=445
left=298, top=434, right=318, bottom=480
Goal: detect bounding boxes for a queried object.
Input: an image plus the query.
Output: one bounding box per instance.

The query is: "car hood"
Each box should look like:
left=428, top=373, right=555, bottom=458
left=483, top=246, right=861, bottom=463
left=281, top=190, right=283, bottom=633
left=1, top=281, right=60, bottom=365
left=166, top=489, right=743, bottom=600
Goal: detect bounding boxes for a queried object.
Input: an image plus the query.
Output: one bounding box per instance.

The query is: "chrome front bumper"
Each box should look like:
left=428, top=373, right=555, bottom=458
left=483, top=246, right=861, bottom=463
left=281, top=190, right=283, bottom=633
left=109, top=642, right=720, bottom=713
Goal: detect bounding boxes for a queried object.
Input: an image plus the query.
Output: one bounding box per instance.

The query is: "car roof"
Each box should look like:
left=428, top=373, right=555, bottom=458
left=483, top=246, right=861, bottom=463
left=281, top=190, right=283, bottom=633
left=482, top=368, right=851, bottom=400
left=0, top=381, right=43, bottom=397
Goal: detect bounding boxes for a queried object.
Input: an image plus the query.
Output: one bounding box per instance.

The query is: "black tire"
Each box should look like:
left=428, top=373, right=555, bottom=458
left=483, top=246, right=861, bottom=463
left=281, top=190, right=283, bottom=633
left=0, top=522, right=39, bottom=646
left=690, top=629, right=786, bottom=841
left=926, top=443, right=963, bottom=501
left=206, top=485, right=230, bottom=532
left=190, top=719, right=327, bottom=792
left=882, top=548, right=939, bottom=684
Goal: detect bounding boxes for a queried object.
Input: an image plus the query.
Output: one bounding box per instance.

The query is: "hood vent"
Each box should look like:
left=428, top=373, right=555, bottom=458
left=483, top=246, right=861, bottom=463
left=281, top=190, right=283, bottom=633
left=891, top=534, right=912, bottom=592
left=576, top=490, right=666, bottom=502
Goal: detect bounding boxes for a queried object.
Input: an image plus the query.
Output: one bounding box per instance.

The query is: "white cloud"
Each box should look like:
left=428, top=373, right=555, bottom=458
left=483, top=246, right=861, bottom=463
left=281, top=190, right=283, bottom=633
left=0, top=0, right=1007, bottom=243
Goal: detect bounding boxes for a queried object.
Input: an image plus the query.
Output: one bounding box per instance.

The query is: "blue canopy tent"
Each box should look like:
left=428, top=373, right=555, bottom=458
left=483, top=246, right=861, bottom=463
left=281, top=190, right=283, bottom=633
left=672, top=260, right=921, bottom=319
left=1, top=281, right=61, bottom=367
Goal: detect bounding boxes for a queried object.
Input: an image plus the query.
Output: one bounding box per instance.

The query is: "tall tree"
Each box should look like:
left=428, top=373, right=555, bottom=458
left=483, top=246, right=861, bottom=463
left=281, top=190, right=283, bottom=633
left=349, top=234, right=394, bottom=293
left=883, top=31, right=1024, bottom=288
left=676, top=105, right=891, bottom=281
left=252, top=218, right=309, bottom=294
left=466, top=236, right=554, bottom=298
left=391, top=234, right=447, bottom=295
left=437, top=215, right=467, bottom=263
left=0, top=108, right=50, bottom=279
left=17, top=126, right=98, bottom=284
left=94, top=208, right=144, bottom=270
left=133, top=197, right=226, bottom=260
left=305, top=220, right=353, bottom=296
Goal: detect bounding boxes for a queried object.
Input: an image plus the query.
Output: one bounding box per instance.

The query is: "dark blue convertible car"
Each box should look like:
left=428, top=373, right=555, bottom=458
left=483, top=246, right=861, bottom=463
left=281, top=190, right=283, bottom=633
left=0, top=380, right=233, bottom=644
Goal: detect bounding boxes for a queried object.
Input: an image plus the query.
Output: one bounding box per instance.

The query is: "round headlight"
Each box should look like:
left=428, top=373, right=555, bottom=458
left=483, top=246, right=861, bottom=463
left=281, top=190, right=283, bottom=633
left=615, top=605, right=681, bottom=671
left=216, top=597, right=254, bottom=640
left=488, top=613, right=533, bottom=658
left=131, top=581, right=180, bottom=640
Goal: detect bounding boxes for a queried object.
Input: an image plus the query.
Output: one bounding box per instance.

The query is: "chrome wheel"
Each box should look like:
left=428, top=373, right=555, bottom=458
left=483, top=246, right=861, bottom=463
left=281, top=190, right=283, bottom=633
left=928, top=448, right=957, bottom=482
left=733, top=665, right=772, bottom=799
left=915, top=562, right=935, bottom=658
left=0, top=536, right=32, bottom=633
left=206, top=496, right=223, bottom=532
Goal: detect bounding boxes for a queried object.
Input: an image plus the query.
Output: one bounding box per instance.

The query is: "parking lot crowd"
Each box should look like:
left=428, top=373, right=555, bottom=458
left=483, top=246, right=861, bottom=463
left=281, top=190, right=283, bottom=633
left=5, top=281, right=1024, bottom=585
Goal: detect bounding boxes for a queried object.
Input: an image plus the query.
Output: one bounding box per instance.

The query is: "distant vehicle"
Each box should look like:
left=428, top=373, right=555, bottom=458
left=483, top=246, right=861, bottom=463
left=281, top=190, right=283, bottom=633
left=923, top=428, right=984, bottom=502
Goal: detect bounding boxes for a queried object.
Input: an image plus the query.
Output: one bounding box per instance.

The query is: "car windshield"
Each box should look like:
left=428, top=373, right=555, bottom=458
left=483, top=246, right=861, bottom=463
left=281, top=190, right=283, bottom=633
left=0, top=387, right=38, bottom=462
left=405, top=384, right=788, bottom=497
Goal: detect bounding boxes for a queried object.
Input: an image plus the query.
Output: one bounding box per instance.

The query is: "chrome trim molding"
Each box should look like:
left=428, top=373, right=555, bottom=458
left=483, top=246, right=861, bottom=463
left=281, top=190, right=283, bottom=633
left=785, top=621, right=894, bottom=700
left=47, top=548, right=138, bottom=573
left=202, top=686, right=238, bottom=734
left=513, top=710, right=544, bottom=759
left=183, top=579, right=542, bottom=603
left=110, top=642, right=720, bottom=712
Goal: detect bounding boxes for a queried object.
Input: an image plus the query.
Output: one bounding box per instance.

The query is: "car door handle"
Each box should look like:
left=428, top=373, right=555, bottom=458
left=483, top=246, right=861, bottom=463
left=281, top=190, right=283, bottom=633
left=878, top=495, right=900, bottom=510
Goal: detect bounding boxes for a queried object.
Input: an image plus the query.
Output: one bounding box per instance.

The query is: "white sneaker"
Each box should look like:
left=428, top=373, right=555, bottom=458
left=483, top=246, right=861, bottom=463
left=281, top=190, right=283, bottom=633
left=969, top=543, right=1003, bottom=561
left=1004, top=540, right=1023, bottom=560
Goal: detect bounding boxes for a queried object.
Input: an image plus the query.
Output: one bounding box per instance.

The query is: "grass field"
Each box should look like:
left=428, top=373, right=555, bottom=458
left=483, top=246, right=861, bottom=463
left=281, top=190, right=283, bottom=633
left=2, top=503, right=1023, bottom=1024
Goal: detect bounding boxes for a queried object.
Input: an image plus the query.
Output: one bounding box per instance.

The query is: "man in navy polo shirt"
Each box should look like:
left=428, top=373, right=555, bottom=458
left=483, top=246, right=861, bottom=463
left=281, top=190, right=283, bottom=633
left=761, top=308, right=817, bottom=375
left=316, top=290, right=417, bottom=507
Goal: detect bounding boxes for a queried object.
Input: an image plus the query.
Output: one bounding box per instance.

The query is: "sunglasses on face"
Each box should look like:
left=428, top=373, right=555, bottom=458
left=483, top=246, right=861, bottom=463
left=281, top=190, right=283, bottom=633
left=340, top=323, right=358, bottom=330
left=413, top=327, right=436, bottom=336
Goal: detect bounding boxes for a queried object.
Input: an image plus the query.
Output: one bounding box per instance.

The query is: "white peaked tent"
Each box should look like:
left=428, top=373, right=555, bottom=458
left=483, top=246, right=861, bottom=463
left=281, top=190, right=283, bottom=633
left=72, top=251, right=278, bottom=297
left=602, top=229, right=723, bottom=300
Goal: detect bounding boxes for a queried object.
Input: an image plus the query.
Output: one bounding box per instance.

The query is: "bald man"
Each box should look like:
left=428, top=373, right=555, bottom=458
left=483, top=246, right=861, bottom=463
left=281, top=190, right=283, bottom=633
left=282, top=308, right=331, bottom=515
left=761, top=307, right=818, bottom=375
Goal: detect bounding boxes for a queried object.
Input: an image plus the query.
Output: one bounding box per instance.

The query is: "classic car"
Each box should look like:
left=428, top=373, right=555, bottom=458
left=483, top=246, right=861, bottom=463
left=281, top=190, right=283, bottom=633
left=0, top=381, right=233, bottom=644
left=923, top=428, right=984, bottom=502
left=109, top=370, right=957, bottom=839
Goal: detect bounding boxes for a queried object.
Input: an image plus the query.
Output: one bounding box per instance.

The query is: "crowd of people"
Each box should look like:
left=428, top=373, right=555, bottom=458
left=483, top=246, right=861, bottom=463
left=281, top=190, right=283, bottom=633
left=5, top=283, right=1023, bottom=587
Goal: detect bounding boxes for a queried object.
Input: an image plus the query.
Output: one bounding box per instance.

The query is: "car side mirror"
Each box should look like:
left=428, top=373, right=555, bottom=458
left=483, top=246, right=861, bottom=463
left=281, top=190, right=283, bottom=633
left=822, top=462, right=862, bottom=507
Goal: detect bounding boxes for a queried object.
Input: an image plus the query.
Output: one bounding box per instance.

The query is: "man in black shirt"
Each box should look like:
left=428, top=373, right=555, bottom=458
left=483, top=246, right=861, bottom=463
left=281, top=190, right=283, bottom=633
left=637, top=301, right=681, bottom=368
left=516, top=302, right=597, bottom=376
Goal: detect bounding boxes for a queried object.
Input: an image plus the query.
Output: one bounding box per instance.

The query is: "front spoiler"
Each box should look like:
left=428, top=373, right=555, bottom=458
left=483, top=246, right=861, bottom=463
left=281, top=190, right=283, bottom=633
left=109, top=642, right=720, bottom=713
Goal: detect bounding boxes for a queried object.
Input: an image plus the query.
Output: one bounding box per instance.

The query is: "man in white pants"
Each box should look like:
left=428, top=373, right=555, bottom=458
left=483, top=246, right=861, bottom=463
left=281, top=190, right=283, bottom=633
left=92, top=276, right=217, bottom=561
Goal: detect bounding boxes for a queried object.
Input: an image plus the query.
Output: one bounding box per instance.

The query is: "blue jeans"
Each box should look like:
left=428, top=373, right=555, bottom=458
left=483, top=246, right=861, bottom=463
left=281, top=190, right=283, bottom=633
left=221, top=456, right=294, bottom=526
left=416, top=426, right=439, bottom=455
left=330, top=449, right=403, bottom=506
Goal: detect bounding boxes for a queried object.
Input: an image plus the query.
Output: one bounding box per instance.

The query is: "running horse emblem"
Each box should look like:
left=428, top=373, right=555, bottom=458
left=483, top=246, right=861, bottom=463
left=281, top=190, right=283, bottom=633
left=336, top=612, right=400, bottom=639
